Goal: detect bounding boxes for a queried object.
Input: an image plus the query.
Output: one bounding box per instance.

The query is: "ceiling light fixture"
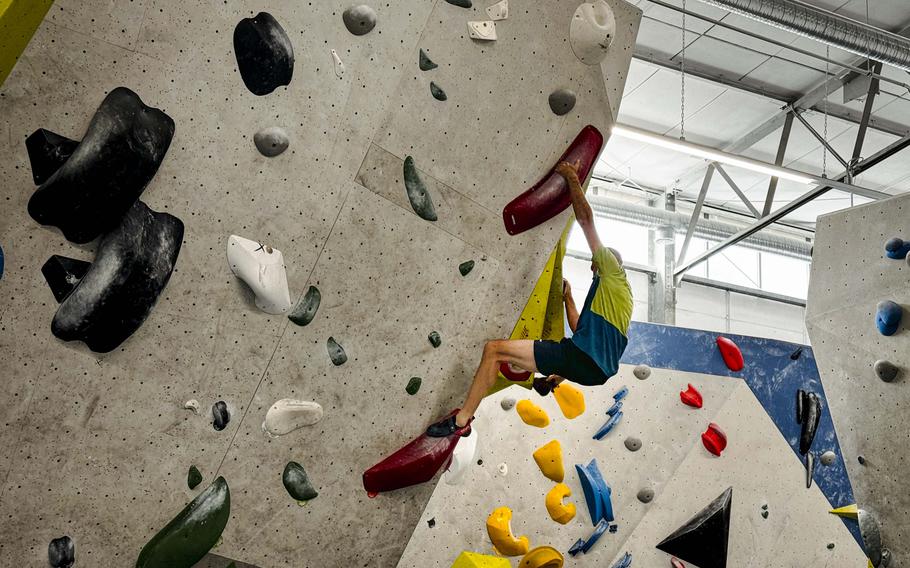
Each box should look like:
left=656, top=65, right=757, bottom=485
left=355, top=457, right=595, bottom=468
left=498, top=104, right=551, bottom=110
left=611, top=124, right=815, bottom=185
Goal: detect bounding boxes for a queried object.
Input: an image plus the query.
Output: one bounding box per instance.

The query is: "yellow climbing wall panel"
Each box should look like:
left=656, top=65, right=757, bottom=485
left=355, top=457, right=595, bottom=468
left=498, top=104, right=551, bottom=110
left=0, top=0, right=54, bottom=87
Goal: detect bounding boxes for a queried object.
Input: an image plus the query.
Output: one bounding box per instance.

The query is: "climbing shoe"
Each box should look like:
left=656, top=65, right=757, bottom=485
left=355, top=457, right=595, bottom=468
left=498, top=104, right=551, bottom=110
left=426, top=414, right=472, bottom=438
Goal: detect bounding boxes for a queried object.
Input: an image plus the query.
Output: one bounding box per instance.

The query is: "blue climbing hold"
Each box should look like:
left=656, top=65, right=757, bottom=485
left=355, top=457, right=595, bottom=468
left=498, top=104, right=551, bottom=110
left=610, top=552, right=633, bottom=568
left=593, top=412, right=623, bottom=440
left=613, top=386, right=628, bottom=401
left=606, top=400, right=623, bottom=416
left=884, top=237, right=910, bottom=259
left=876, top=300, right=902, bottom=336
left=568, top=538, right=585, bottom=557
left=575, top=459, right=614, bottom=525
left=580, top=519, right=610, bottom=554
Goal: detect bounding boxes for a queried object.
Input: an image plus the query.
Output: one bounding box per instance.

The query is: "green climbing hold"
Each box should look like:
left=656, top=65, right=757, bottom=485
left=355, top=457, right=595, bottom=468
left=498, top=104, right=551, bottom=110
left=444, top=0, right=472, bottom=7
left=135, top=477, right=231, bottom=568
left=187, top=465, right=203, bottom=490
left=282, top=461, right=318, bottom=503
left=288, top=285, right=320, bottom=327
left=419, top=49, right=438, bottom=71
left=406, top=377, right=422, bottom=395
left=428, top=331, right=441, bottom=348
left=403, top=156, right=438, bottom=222
left=459, top=260, right=475, bottom=276
left=430, top=82, right=447, bottom=101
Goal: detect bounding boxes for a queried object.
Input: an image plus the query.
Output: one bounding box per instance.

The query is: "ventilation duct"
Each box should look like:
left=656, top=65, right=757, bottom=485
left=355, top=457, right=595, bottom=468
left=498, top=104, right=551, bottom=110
left=695, top=0, right=910, bottom=72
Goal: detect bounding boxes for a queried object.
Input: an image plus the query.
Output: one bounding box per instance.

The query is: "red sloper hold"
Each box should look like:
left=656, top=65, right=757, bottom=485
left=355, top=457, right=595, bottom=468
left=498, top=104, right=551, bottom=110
left=500, top=362, right=532, bottom=382
left=502, top=125, right=604, bottom=235
left=701, top=423, right=727, bottom=457
left=716, top=336, right=744, bottom=372
left=671, top=558, right=686, bottom=568
left=363, top=409, right=464, bottom=494
left=680, top=384, right=703, bottom=408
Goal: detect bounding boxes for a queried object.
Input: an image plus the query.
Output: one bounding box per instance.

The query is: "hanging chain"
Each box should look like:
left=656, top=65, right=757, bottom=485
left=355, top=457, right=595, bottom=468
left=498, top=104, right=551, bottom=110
left=680, top=0, right=686, bottom=141
left=822, top=45, right=830, bottom=178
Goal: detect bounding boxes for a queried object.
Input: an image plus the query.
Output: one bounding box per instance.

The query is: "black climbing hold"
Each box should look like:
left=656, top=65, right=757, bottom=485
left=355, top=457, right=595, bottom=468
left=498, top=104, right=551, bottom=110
left=233, top=12, right=294, bottom=96
left=636, top=488, right=654, bottom=503
left=796, top=389, right=805, bottom=425
left=342, top=5, right=377, bottom=36
left=548, top=89, right=577, bottom=116
left=188, top=465, right=203, bottom=490
left=761, top=510, right=769, bottom=519
left=25, top=129, right=78, bottom=186
left=41, top=255, right=91, bottom=303
left=761, top=504, right=768, bottom=510
left=806, top=452, right=815, bottom=489
left=428, top=330, right=442, bottom=348
left=430, top=82, right=448, bottom=101
left=858, top=455, right=866, bottom=465
left=406, top=377, right=422, bottom=395
left=608, top=524, right=618, bottom=533
left=212, top=401, right=230, bottom=431
left=444, top=0, right=472, bottom=7
left=27, top=87, right=175, bottom=244
left=327, top=336, right=348, bottom=365
left=48, top=536, right=75, bottom=568
left=656, top=487, right=732, bottom=568
left=288, top=286, right=321, bottom=327
left=419, top=49, right=438, bottom=71
left=874, top=359, right=899, bottom=382
left=136, top=477, right=230, bottom=568
left=282, top=461, right=318, bottom=502
left=790, top=346, right=803, bottom=360
left=459, top=260, right=475, bottom=276
left=798, top=391, right=821, bottom=455
left=0, top=243, right=4, bottom=281
left=827, top=542, right=835, bottom=550
left=427, top=517, right=436, bottom=528
left=50, top=201, right=183, bottom=353
left=253, top=126, right=289, bottom=157
left=403, top=156, right=438, bottom=222
left=532, top=376, right=553, bottom=397
left=477, top=459, right=483, bottom=465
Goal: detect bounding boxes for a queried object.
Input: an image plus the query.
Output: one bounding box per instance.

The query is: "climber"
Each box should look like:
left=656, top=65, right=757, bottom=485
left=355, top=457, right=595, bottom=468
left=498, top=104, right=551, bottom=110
left=427, top=159, right=634, bottom=437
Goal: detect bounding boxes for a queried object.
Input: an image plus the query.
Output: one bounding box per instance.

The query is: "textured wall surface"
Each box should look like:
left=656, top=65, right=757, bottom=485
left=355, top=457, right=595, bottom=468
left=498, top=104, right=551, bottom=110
left=807, top=196, right=910, bottom=566
left=0, top=0, right=55, bottom=86
left=0, top=0, right=639, bottom=566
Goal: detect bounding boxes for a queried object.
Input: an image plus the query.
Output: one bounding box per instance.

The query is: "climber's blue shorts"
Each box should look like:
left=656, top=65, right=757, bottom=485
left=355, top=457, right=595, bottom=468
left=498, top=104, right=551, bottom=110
left=533, top=338, right=609, bottom=387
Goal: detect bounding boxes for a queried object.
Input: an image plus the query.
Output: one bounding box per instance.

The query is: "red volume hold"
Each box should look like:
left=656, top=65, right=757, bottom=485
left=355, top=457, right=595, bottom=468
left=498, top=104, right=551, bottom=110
left=680, top=384, right=703, bottom=408
left=501, top=125, right=604, bottom=236
left=701, top=423, right=727, bottom=457
left=716, top=336, right=744, bottom=372
left=500, top=362, right=532, bottom=382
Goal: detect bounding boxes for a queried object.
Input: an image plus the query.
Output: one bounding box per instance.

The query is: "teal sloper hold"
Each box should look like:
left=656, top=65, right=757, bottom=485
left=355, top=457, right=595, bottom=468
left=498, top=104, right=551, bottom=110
left=430, top=82, right=447, bottom=101
left=187, top=465, right=203, bottom=490
left=419, top=49, right=438, bottom=71
left=406, top=377, right=422, bottom=395
left=403, top=156, right=438, bottom=222
left=444, top=0, right=472, bottom=7
left=283, top=461, right=318, bottom=502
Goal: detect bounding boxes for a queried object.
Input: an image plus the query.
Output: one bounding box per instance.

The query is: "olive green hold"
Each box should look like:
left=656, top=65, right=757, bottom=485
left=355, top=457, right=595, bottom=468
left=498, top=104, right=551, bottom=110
left=406, top=377, right=422, bottom=395
left=283, top=461, right=318, bottom=502
left=762, top=510, right=769, bottom=519
left=403, top=156, right=438, bottom=222
left=419, top=49, right=438, bottom=71
left=444, top=0, right=472, bottom=7
left=459, top=260, right=475, bottom=276
left=288, top=285, right=320, bottom=327
left=430, top=82, right=447, bottom=101
left=428, top=331, right=441, bottom=348
left=187, top=465, right=203, bottom=490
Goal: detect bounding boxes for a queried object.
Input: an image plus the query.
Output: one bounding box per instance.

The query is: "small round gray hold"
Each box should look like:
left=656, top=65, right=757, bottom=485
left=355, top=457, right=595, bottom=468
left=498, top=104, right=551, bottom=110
left=624, top=437, right=642, bottom=452
left=874, top=359, right=899, bottom=382
left=501, top=397, right=516, bottom=411
left=548, top=89, right=577, bottom=116
left=633, top=365, right=651, bottom=380
left=637, top=487, right=654, bottom=503
left=820, top=450, right=837, bottom=466
left=254, top=127, right=289, bottom=157
left=342, top=5, right=377, bottom=36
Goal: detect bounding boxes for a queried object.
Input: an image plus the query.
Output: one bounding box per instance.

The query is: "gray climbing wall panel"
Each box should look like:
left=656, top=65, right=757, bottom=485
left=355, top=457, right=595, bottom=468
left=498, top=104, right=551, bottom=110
left=0, top=0, right=639, bottom=566
left=806, top=195, right=910, bottom=566
left=398, top=365, right=865, bottom=566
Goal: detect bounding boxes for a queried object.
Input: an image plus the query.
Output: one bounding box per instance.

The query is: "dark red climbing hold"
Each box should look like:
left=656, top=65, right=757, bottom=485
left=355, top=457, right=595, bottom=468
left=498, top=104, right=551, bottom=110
left=501, top=125, right=604, bottom=235
left=500, top=362, right=531, bottom=382
left=716, top=336, right=744, bottom=372
left=701, top=423, right=727, bottom=457
left=362, top=409, right=464, bottom=494
left=656, top=487, right=732, bottom=568
left=680, top=384, right=703, bottom=408
left=671, top=558, right=686, bottom=568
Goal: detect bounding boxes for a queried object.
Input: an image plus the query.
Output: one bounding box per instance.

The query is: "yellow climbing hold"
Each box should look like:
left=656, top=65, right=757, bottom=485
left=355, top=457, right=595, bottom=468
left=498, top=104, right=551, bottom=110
left=517, top=400, right=550, bottom=428
left=533, top=440, right=565, bottom=482
left=519, top=546, right=564, bottom=568
left=451, top=551, right=511, bottom=568
left=553, top=382, right=585, bottom=419
left=486, top=507, right=530, bottom=557
left=829, top=504, right=859, bottom=520
left=545, top=483, right=576, bottom=525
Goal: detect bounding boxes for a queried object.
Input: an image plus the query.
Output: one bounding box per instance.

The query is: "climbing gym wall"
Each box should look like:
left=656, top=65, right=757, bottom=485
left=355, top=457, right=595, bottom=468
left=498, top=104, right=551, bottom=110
left=0, top=0, right=54, bottom=86
left=806, top=195, right=910, bottom=567
left=398, top=323, right=867, bottom=567
left=0, top=0, right=639, bottom=566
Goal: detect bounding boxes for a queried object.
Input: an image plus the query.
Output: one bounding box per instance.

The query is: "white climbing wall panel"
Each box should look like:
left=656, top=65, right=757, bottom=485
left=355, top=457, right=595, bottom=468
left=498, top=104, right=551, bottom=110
left=807, top=194, right=910, bottom=567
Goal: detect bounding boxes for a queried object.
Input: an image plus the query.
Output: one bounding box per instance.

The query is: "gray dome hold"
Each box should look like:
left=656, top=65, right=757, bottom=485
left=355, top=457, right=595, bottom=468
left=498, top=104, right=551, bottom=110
left=820, top=450, right=837, bottom=466
left=637, top=487, right=654, bottom=503
left=254, top=127, right=289, bottom=157
left=342, top=5, right=377, bottom=36
left=624, top=436, right=642, bottom=452
left=501, top=397, right=516, bottom=411
left=548, top=89, right=577, bottom=116
left=633, top=364, right=651, bottom=380
left=874, top=359, right=899, bottom=382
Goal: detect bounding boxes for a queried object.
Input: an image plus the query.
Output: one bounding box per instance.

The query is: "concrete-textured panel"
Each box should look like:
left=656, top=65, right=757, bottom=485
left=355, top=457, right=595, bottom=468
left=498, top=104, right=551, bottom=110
left=807, top=195, right=910, bottom=565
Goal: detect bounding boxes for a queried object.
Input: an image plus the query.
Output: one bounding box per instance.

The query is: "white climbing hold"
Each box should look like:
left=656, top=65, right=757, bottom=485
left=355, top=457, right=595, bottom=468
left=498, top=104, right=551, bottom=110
left=331, top=49, right=345, bottom=78
left=486, top=0, right=508, bottom=20
left=569, top=1, right=616, bottom=65
left=501, top=397, right=516, bottom=411
left=467, top=21, right=497, bottom=41
left=227, top=235, right=292, bottom=315
left=497, top=462, right=508, bottom=476
left=262, top=399, right=324, bottom=437
left=184, top=399, right=200, bottom=414
left=445, top=427, right=478, bottom=485
left=820, top=450, right=837, bottom=466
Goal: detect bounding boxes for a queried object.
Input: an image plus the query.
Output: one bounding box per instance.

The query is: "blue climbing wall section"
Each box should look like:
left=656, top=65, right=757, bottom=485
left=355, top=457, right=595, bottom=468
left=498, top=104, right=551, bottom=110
left=620, top=321, right=861, bottom=546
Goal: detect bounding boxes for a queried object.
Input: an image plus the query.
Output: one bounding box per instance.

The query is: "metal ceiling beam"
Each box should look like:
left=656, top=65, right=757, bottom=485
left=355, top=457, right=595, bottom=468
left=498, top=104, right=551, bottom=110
left=791, top=110, right=851, bottom=171
left=677, top=164, right=715, bottom=266
left=673, top=131, right=910, bottom=279
left=712, top=162, right=761, bottom=216
left=763, top=111, right=794, bottom=216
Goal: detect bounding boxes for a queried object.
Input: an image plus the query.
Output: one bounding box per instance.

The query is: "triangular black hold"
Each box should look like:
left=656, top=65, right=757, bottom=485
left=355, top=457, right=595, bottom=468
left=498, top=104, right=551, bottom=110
left=41, top=255, right=91, bottom=303
left=656, top=486, right=732, bottom=568
left=25, top=129, right=79, bottom=186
